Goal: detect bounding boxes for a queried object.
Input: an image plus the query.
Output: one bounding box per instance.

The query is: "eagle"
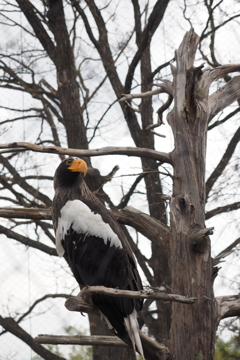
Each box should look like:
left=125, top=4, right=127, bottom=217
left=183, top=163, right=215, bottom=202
left=52, top=157, right=144, bottom=357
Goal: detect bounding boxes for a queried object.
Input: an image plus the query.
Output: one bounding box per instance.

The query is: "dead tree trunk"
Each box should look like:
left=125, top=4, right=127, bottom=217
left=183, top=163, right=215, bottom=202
left=167, top=29, right=240, bottom=359
left=119, top=29, right=240, bottom=359
left=168, top=30, right=215, bottom=359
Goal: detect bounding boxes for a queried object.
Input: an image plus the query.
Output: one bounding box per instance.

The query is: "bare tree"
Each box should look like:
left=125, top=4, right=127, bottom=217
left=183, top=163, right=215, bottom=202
left=0, top=1, right=240, bottom=359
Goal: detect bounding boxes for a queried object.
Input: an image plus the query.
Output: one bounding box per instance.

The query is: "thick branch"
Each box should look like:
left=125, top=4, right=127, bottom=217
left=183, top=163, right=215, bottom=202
left=209, top=76, right=240, bottom=120
left=35, top=334, right=129, bottom=347
left=73, top=0, right=143, bottom=142
left=64, top=286, right=194, bottom=359
left=199, top=64, right=240, bottom=93
left=74, top=286, right=196, bottom=304
left=65, top=291, right=176, bottom=360
left=131, top=0, right=141, bottom=46
left=112, top=206, right=170, bottom=250
left=216, top=295, right=240, bottom=323
left=0, top=142, right=172, bottom=164
left=35, top=331, right=171, bottom=360
left=0, top=316, right=65, bottom=360
left=0, top=207, right=52, bottom=220
left=15, top=0, right=56, bottom=60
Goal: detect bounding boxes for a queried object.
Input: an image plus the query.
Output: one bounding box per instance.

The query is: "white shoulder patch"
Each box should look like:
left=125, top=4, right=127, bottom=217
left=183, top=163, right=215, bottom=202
left=55, top=199, right=122, bottom=256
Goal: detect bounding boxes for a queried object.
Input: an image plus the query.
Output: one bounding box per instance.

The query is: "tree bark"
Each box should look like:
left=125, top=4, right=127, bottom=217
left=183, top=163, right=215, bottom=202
left=47, top=0, right=88, bottom=151
left=168, top=29, right=216, bottom=360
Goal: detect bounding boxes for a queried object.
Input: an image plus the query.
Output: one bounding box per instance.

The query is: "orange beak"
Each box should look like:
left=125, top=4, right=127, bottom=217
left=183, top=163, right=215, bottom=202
left=68, top=158, right=88, bottom=176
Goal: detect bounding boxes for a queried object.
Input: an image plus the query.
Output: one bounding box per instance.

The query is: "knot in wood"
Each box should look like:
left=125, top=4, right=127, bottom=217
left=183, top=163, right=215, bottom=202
left=188, top=226, right=214, bottom=253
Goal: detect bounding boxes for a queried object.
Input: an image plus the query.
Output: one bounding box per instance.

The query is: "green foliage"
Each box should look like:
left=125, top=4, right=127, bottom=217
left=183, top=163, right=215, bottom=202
left=214, top=336, right=240, bottom=360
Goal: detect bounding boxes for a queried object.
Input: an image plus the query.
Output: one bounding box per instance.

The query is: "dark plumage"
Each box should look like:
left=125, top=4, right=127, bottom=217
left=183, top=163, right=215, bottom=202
left=52, top=157, right=144, bottom=356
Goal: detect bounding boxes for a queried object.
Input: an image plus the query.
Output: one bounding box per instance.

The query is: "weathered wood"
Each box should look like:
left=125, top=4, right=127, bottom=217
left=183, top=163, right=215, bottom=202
left=35, top=334, right=129, bottom=347
left=64, top=288, right=174, bottom=360
left=188, top=226, right=214, bottom=252
left=168, top=29, right=216, bottom=360
left=35, top=333, right=172, bottom=360
left=0, top=141, right=172, bottom=164
left=72, top=285, right=196, bottom=304
left=216, top=295, right=240, bottom=323
left=163, top=28, right=240, bottom=359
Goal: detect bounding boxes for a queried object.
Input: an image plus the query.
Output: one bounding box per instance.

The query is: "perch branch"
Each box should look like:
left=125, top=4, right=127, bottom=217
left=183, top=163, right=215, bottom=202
left=65, top=291, right=175, bottom=360
left=73, top=286, right=197, bottom=304
left=35, top=331, right=171, bottom=360
left=0, top=142, right=172, bottom=164
left=35, top=334, right=129, bottom=347
left=64, top=285, right=195, bottom=359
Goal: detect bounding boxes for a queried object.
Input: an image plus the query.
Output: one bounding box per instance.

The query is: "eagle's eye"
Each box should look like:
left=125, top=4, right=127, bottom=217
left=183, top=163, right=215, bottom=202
left=66, top=159, right=72, bottom=166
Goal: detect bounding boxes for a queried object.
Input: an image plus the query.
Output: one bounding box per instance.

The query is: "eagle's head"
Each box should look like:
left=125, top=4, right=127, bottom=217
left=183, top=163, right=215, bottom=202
left=54, top=157, right=88, bottom=189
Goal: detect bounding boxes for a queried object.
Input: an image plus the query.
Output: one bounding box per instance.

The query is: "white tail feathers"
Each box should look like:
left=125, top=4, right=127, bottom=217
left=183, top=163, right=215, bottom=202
left=124, top=309, right=144, bottom=358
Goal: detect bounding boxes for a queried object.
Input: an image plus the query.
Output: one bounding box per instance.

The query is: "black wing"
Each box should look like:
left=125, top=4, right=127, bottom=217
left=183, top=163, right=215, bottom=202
left=58, top=198, right=143, bottom=335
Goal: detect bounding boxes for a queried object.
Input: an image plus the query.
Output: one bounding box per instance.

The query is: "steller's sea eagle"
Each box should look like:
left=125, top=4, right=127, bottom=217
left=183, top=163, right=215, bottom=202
left=52, top=157, right=144, bottom=357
